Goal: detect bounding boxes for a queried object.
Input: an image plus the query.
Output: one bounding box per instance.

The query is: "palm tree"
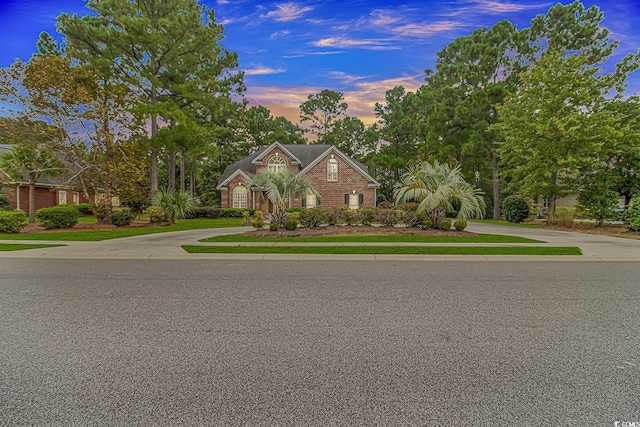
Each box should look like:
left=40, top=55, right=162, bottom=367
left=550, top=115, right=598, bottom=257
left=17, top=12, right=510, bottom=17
left=248, top=168, right=318, bottom=227
left=394, top=160, right=486, bottom=227
left=153, top=189, right=196, bottom=223
left=0, top=143, right=63, bottom=223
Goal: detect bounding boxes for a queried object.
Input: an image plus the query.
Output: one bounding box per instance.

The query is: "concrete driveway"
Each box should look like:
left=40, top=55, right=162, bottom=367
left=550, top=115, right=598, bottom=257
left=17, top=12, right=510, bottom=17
left=1, top=223, right=639, bottom=261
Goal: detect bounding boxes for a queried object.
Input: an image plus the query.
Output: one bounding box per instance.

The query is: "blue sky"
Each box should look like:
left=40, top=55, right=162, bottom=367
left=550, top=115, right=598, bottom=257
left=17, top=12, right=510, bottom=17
left=1, top=0, right=639, bottom=125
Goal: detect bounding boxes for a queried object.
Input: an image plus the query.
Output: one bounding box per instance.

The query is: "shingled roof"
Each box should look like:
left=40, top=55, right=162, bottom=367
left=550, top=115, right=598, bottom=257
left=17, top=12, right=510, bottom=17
left=217, top=143, right=377, bottom=189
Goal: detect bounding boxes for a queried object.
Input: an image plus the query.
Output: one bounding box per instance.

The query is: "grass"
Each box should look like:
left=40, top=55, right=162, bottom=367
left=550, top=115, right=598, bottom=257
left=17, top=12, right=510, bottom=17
left=78, top=216, right=98, bottom=223
left=0, top=218, right=244, bottom=241
left=471, top=219, right=541, bottom=227
left=200, top=233, right=543, bottom=243
left=0, top=243, right=65, bottom=251
left=182, top=245, right=582, bottom=256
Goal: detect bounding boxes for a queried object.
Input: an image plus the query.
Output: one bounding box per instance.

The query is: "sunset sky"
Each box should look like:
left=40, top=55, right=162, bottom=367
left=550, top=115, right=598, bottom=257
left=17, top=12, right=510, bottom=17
left=1, top=0, right=639, bottom=125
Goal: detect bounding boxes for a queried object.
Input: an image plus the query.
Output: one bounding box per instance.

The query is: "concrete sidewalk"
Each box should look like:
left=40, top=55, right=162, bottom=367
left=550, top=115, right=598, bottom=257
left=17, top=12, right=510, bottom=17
left=1, top=223, right=640, bottom=261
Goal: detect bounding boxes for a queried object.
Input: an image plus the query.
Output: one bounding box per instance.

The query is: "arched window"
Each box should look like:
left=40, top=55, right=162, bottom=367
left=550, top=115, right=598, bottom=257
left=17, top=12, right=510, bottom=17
left=327, top=158, right=338, bottom=182
left=268, top=154, right=286, bottom=174
left=232, top=185, right=247, bottom=208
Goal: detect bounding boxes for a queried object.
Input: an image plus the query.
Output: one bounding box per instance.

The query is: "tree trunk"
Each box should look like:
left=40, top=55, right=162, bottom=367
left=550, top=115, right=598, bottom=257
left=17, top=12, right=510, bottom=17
left=492, top=149, right=500, bottom=220
left=190, top=171, right=196, bottom=196
left=168, top=150, right=176, bottom=192
left=179, top=147, right=186, bottom=192
left=28, top=174, right=36, bottom=224
left=101, top=186, right=113, bottom=224
left=150, top=84, right=159, bottom=198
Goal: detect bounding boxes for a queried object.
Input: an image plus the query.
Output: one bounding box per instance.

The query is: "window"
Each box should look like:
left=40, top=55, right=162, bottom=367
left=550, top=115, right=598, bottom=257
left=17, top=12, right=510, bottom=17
left=304, top=192, right=317, bottom=208
left=73, top=192, right=79, bottom=204
left=58, top=190, right=67, bottom=205
left=232, top=185, right=247, bottom=208
left=348, top=193, right=359, bottom=210
left=268, top=154, right=286, bottom=174
left=112, top=196, right=120, bottom=207
left=327, top=158, right=338, bottom=182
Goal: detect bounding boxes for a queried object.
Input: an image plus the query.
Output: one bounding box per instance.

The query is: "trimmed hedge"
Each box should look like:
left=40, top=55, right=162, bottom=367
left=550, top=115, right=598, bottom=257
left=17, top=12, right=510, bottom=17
left=454, top=219, right=467, bottom=231
left=36, top=206, right=79, bottom=229
left=145, top=206, right=168, bottom=223
left=185, top=207, right=256, bottom=219
left=0, top=210, right=27, bottom=233
left=439, top=219, right=452, bottom=231
left=110, top=211, right=134, bottom=226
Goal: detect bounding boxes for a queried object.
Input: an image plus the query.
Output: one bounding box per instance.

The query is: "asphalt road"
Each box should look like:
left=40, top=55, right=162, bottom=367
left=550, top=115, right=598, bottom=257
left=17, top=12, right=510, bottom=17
left=1, top=259, right=639, bottom=425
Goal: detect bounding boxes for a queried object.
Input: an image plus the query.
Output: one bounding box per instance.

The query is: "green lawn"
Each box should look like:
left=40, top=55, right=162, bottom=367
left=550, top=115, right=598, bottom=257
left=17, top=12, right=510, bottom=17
left=0, top=243, right=65, bottom=251
left=200, top=233, right=543, bottom=243
left=182, top=245, right=581, bottom=256
left=471, top=219, right=542, bottom=227
left=0, top=218, right=244, bottom=241
left=78, top=216, right=98, bottom=223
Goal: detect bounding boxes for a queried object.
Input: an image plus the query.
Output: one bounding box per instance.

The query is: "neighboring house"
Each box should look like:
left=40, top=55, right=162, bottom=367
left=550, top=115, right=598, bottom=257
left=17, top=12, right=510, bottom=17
left=217, top=142, right=380, bottom=212
left=0, top=143, right=118, bottom=211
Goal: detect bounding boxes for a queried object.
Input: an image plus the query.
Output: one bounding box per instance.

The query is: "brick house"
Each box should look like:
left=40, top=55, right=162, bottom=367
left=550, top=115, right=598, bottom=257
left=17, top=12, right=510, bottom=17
left=217, top=142, right=379, bottom=212
left=0, top=143, right=116, bottom=211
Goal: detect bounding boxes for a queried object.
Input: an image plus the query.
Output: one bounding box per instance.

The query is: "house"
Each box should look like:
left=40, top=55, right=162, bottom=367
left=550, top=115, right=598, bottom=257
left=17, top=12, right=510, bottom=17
left=217, top=142, right=380, bottom=212
left=0, top=143, right=117, bottom=211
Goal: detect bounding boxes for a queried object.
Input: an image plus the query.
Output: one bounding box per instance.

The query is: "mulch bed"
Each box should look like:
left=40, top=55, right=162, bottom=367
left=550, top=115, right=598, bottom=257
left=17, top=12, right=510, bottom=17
left=542, top=222, right=640, bottom=240
left=248, top=225, right=477, bottom=238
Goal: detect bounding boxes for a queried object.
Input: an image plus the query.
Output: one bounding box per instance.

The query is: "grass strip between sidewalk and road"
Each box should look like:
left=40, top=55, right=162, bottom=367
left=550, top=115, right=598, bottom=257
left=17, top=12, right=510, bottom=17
left=200, top=233, right=543, bottom=243
left=0, top=219, right=243, bottom=242
left=0, top=243, right=65, bottom=251
left=182, top=245, right=581, bottom=256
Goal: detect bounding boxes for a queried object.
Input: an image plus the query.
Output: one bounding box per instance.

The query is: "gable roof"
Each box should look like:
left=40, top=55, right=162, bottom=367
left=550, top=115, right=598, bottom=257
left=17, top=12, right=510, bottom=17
left=217, top=143, right=379, bottom=189
left=0, top=143, right=67, bottom=187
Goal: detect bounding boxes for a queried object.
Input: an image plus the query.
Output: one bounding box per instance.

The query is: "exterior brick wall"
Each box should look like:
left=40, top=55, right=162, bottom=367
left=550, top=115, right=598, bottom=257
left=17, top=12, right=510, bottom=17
left=6, top=185, right=91, bottom=211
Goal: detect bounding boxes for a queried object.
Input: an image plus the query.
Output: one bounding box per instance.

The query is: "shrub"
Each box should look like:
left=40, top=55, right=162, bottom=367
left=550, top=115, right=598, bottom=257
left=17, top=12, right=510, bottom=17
left=547, top=206, right=574, bottom=228
left=502, top=196, right=530, bottom=223
left=254, top=210, right=265, bottom=221
left=110, top=211, right=134, bottom=226
left=220, top=208, right=255, bottom=218
left=421, top=219, right=433, bottom=230
left=439, top=219, right=452, bottom=231
left=284, top=218, right=297, bottom=230
left=298, top=208, right=329, bottom=228
left=36, top=206, right=79, bottom=229
left=374, top=208, right=402, bottom=226
left=269, top=222, right=278, bottom=231
left=623, top=201, right=640, bottom=232
left=0, top=210, right=27, bottom=233
left=241, top=211, right=252, bottom=225
left=454, top=219, right=467, bottom=231
left=145, top=206, right=167, bottom=223
left=153, top=189, right=195, bottom=223
left=76, top=203, right=93, bottom=215
left=185, top=207, right=223, bottom=219
left=252, top=220, right=264, bottom=229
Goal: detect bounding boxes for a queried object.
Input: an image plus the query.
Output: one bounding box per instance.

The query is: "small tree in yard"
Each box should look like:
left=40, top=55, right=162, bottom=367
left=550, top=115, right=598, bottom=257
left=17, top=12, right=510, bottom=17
left=248, top=169, right=318, bottom=227
left=394, top=160, right=486, bottom=228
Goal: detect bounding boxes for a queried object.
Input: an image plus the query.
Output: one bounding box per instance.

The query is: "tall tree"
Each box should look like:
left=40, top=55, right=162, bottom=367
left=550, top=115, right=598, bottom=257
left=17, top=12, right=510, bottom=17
left=373, top=86, right=421, bottom=184
left=418, top=20, right=518, bottom=219
left=240, top=105, right=306, bottom=151
left=299, top=89, right=348, bottom=141
left=495, top=50, right=625, bottom=215
left=57, top=0, right=244, bottom=194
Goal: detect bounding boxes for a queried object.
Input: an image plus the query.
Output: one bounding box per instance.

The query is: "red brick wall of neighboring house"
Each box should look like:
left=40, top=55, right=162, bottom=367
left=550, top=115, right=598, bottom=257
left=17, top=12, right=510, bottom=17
left=254, top=147, right=299, bottom=175
left=6, top=186, right=91, bottom=211
left=298, top=154, right=375, bottom=209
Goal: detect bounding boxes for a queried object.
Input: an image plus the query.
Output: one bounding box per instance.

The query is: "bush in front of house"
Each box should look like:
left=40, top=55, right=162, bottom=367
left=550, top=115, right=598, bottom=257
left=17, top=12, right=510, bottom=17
left=36, top=206, right=79, bottom=229
left=438, top=219, right=452, bottom=231
left=76, top=203, right=93, bottom=215
left=269, top=222, right=278, bottom=231
left=0, top=210, right=27, bottom=233
left=0, top=193, right=11, bottom=211
left=145, top=206, right=168, bottom=223
left=284, top=218, right=298, bottom=230
left=454, top=219, right=467, bottom=231
left=298, top=208, right=329, bottom=228
left=221, top=208, right=256, bottom=218
left=109, top=211, right=134, bottom=226
left=502, top=196, right=530, bottom=223
left=252, top=220, right=264, bottom=229
left=623, top=201, right=640, bottom=232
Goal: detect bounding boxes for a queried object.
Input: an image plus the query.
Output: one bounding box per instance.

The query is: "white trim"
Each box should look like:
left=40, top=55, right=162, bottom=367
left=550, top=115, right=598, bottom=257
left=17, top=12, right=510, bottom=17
left=251, top=142, right=302, bottom=166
